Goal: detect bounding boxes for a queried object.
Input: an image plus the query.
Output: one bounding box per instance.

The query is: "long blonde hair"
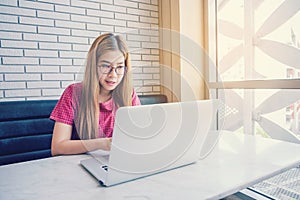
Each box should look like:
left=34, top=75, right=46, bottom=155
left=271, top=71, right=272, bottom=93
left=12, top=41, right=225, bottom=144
left=76, top=33, right=133, bottom=139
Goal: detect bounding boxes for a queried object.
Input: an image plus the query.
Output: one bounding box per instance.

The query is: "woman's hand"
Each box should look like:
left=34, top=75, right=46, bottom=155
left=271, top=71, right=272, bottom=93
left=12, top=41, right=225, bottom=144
left=51, top=122, right=113, bottom=155
left=98, top=137, right=112, bottom=151
left=80, top=137, right=112, bottom=152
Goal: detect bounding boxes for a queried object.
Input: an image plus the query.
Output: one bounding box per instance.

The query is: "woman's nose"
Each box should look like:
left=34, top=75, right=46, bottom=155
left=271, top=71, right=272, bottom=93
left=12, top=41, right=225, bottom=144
left=108, top=67, right=117, bottom=76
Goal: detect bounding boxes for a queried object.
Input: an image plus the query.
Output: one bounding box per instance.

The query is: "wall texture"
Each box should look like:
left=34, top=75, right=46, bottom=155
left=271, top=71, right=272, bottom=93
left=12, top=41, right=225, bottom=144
left=0, top=0, right=160, bottom=101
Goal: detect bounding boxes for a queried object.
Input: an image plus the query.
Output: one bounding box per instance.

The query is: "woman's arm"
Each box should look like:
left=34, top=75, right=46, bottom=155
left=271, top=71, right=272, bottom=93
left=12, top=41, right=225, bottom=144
left=51, top=122, right=112, bottom=156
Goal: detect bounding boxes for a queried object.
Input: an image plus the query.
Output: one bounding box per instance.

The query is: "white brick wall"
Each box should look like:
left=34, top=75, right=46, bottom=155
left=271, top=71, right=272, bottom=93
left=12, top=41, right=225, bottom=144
left=0, top=0, right=160, bottom=101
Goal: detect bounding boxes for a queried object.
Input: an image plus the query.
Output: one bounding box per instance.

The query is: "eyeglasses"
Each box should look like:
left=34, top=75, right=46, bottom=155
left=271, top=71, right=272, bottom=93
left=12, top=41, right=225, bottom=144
left=98, top=64, right=127, bottom=75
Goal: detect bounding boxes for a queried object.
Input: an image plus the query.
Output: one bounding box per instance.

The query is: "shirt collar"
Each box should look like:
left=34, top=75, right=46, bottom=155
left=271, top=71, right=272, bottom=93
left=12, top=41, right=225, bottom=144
left=100, top=98, right=114, bottom=111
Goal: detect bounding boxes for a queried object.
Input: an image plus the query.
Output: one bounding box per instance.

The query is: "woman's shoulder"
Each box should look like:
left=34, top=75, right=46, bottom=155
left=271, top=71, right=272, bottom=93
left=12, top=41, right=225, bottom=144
left=66, top=82, right=82, bottom=90
left=131, top=88, right=139, bottom=98
left=131, top=88, right=141, bottom=106
left=60, top=82, right=83, bottom=100
left=64, top=82, right=83, bottom=93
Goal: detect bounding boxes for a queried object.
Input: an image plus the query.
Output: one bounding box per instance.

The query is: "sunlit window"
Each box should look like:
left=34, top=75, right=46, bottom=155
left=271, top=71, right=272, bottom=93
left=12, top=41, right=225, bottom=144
left=207, top=0, right=300, bottom=143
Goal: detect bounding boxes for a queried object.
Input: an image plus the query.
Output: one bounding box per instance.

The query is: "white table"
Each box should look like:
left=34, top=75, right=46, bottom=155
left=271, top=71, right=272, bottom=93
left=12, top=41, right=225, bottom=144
left=1, top=131, right=300, bottom=200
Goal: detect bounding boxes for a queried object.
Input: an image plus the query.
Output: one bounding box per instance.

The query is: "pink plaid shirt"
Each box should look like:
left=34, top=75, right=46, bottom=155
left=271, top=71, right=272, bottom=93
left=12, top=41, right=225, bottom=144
left=50, top=82, right=141, bottom=138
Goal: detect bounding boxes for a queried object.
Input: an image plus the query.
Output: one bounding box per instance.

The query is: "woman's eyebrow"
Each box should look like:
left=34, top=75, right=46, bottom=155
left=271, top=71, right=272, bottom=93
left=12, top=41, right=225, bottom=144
left=99, top=60, right=124, bottom=65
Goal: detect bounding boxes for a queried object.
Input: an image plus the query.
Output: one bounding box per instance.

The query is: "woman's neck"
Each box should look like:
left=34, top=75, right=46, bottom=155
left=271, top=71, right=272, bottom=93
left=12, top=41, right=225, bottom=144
left=99, top=91, right=112, bottom=103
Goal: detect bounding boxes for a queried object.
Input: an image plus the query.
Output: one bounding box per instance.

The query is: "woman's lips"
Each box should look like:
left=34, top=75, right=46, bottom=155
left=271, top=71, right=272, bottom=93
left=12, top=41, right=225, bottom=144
left=106, top=80, right=116, bottom=86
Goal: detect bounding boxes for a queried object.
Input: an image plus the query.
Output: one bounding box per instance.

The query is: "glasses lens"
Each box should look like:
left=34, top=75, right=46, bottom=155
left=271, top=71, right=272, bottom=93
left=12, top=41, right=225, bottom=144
left=100, top=65, right=111, bottom=73
left=116, top=66, right=126, bottom=74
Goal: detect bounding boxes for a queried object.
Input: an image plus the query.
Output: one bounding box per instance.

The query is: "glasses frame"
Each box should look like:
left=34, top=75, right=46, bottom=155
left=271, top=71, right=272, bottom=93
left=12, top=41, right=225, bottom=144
left=98, top=64, right=127, bottom=75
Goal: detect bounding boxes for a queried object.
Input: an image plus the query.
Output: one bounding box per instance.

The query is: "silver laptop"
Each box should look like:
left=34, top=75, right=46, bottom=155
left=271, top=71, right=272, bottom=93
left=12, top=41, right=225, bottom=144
left=80, top=99, right=220, bottom=186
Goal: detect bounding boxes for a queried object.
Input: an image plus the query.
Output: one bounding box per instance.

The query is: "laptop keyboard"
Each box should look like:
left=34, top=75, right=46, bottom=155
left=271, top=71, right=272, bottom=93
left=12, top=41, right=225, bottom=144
left=249, top=166, right=300, bottom=200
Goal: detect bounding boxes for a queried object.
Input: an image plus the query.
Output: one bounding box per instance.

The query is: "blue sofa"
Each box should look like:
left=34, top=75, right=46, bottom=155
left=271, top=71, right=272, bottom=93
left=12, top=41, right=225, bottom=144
left=0, top=94, right=167, bottom=166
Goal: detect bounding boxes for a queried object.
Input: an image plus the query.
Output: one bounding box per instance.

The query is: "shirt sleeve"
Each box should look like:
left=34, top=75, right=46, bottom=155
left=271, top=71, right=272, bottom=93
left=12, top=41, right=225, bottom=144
left=50, top=84, right=76, bottom=125
left=131, top=89, right=141, bottom=106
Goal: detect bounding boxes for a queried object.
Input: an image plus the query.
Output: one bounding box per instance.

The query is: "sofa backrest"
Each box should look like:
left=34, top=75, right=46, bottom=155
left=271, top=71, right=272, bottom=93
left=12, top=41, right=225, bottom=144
left=139, top=94, right=168, bottom=105
left=0, top=100, right=57, bottom=165
left=0, top=94, right=167, bottom=165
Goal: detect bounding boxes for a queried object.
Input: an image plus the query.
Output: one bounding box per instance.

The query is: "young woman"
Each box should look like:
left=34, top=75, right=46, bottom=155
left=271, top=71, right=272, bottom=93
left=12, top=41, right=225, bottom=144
left=50, top=33, right=141, bottom=156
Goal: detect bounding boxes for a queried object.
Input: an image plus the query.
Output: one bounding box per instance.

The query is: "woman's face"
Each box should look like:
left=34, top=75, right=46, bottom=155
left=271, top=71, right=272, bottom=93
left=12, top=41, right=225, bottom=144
left=97, top=50, right=125, bottom=94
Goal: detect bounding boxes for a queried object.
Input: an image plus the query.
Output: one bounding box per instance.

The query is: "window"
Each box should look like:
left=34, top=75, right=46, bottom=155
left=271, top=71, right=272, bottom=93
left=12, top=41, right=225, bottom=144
left=206, top=0, right=300, bottom=143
